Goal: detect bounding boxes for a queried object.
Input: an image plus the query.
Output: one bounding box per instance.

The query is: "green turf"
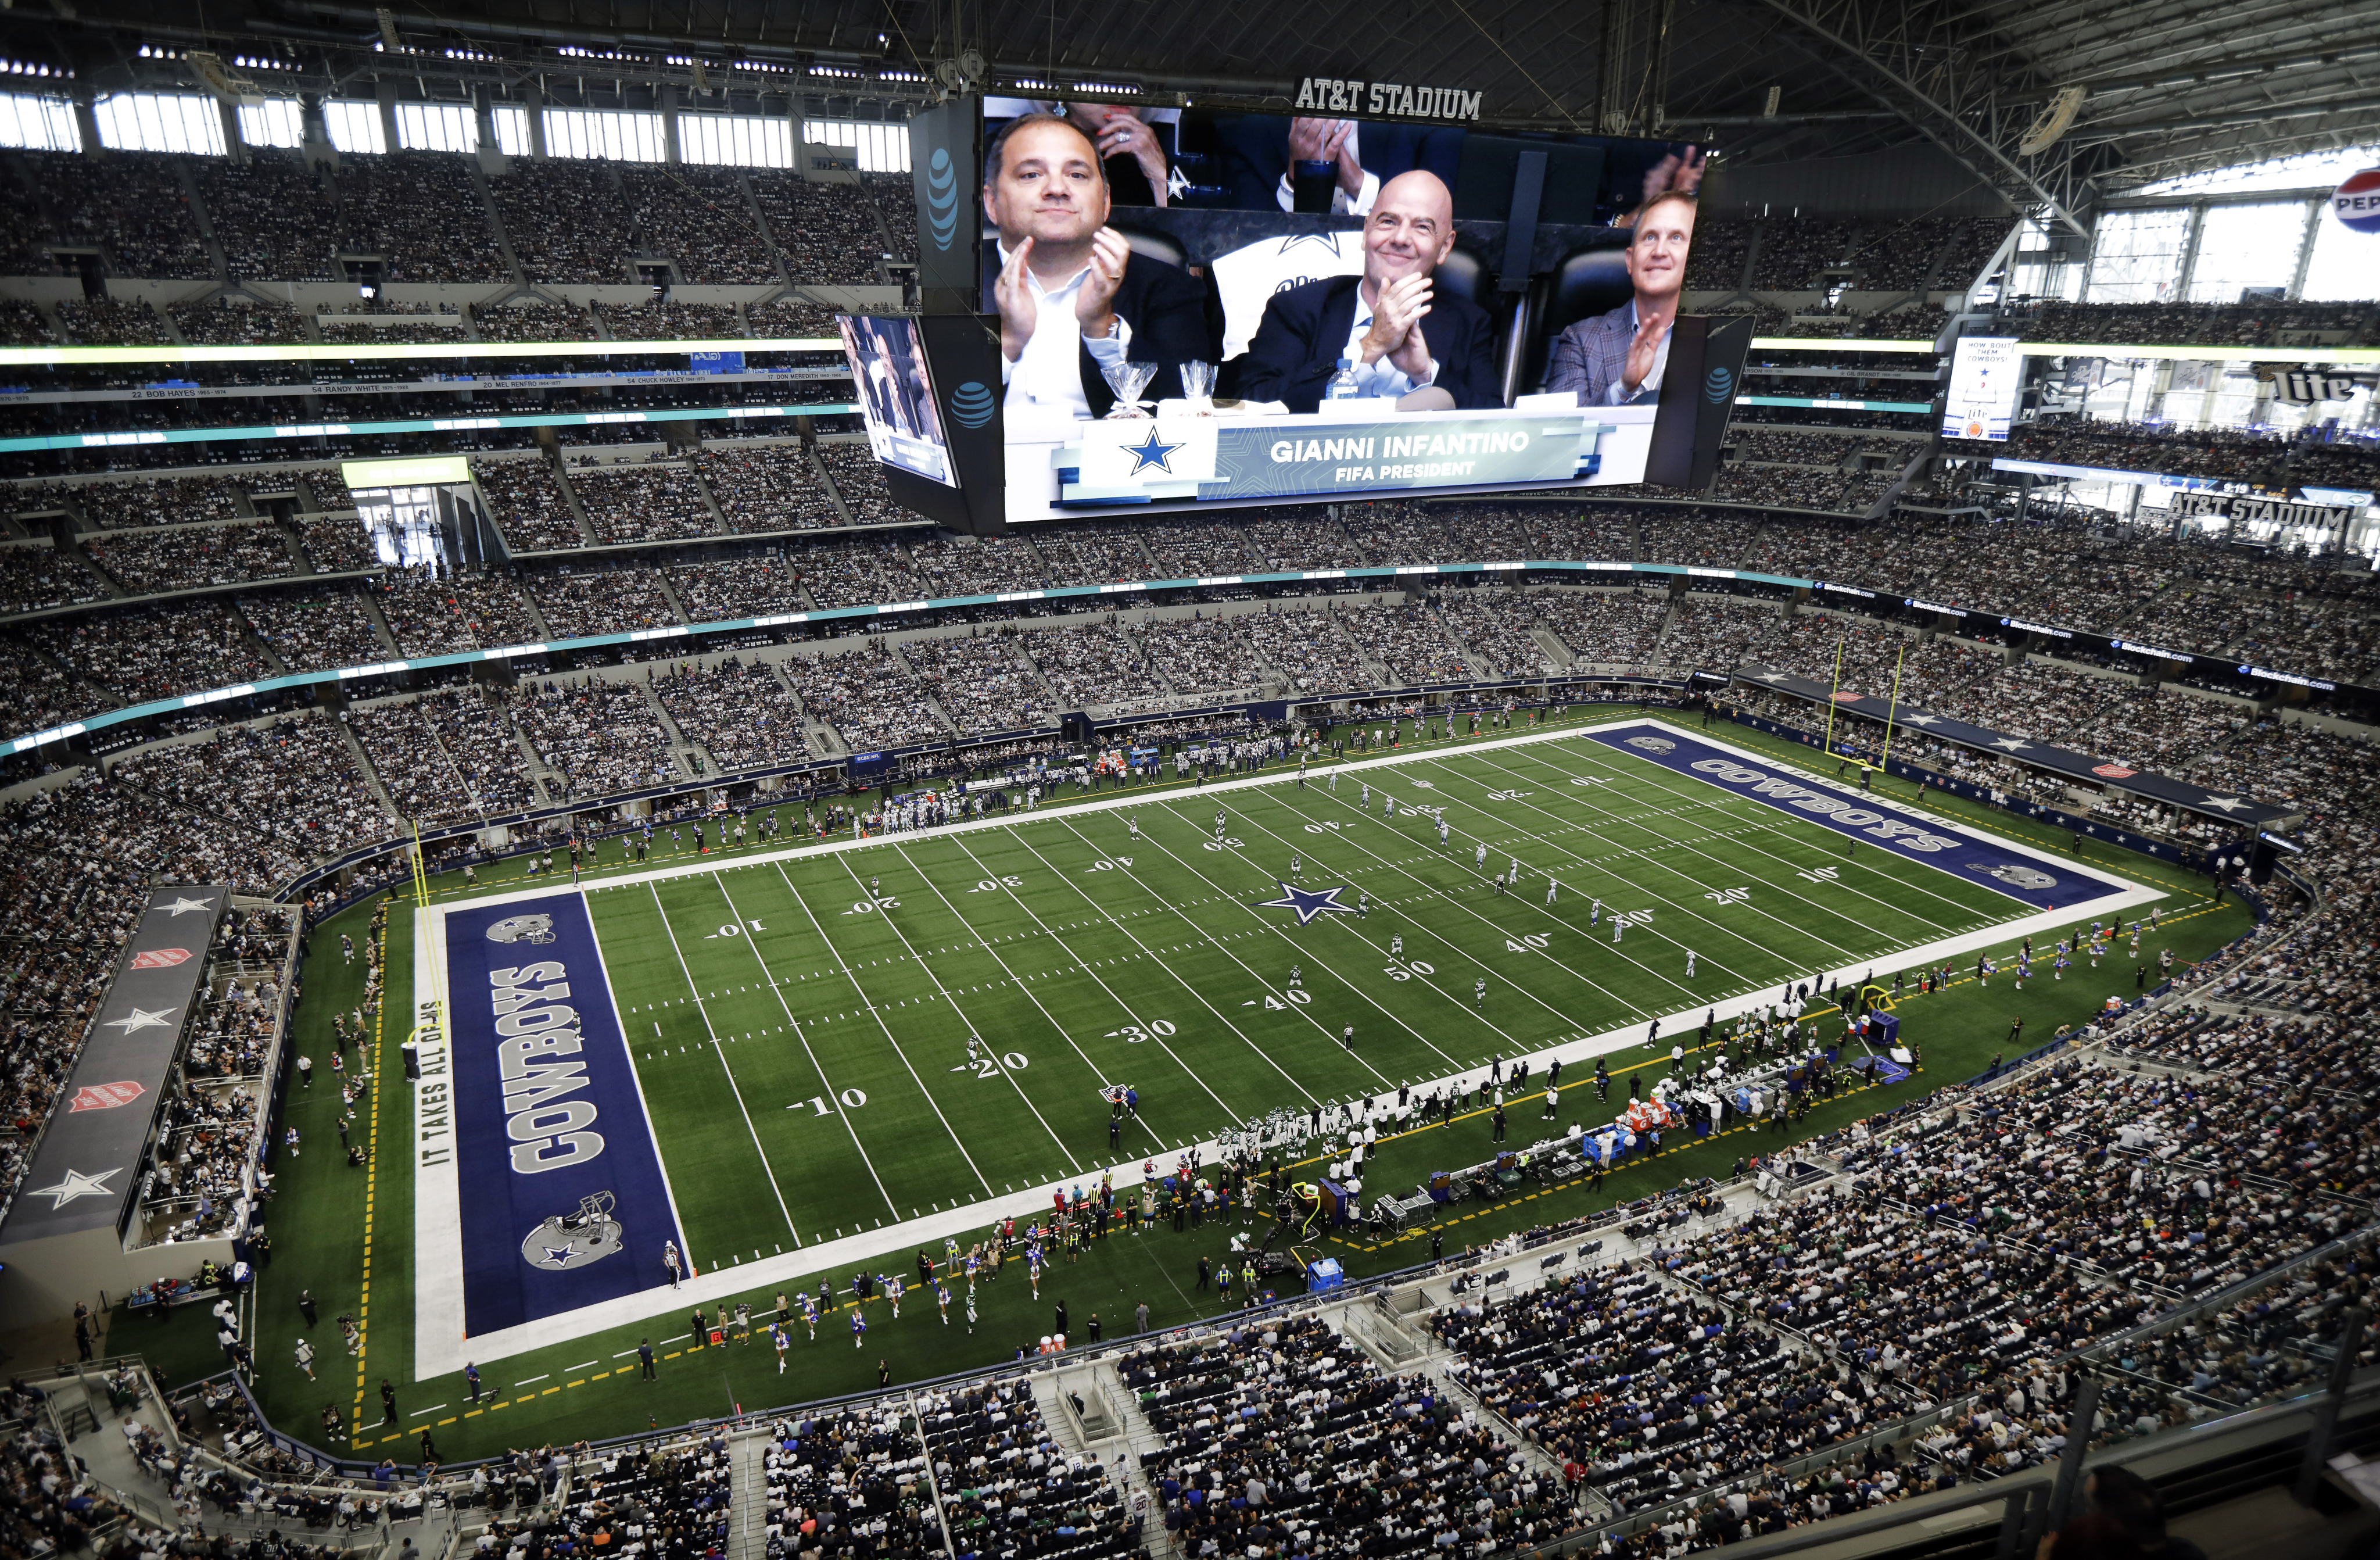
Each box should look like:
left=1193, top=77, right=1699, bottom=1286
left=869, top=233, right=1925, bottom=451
left=582, top=721, right=2047, bottom=1265
left=159, top=706, right=2252, bottom=1464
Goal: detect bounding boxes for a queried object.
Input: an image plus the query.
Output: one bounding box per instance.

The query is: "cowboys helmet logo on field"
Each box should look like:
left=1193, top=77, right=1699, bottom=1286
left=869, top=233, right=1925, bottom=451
left=522, top=1190, right=625, bottom=1271
left=1979, top=864, right=2057, bottom=891
left=1625, top=736, right=1678, bottom=754
left=486, top=914, right=557, bottom=945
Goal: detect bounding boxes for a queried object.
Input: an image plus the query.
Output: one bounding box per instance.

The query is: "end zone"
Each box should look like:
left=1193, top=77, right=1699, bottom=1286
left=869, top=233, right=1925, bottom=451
left=413, top=891, right=688, bottom=1379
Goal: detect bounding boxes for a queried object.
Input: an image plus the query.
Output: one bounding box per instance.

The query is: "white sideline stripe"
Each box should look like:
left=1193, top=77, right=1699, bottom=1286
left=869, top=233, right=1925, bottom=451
left=410, top=904, right=465, bottom=1384
left=410, top=717, right=2164, bottom=1376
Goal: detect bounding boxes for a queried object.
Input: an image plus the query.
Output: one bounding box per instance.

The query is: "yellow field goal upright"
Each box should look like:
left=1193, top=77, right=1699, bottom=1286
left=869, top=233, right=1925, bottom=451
left=408, top=819, right=448, bottom=1055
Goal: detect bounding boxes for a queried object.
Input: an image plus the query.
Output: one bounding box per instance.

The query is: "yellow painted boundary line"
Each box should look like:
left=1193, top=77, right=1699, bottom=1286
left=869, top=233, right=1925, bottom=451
left=354, top=906, right=386, bottom=1445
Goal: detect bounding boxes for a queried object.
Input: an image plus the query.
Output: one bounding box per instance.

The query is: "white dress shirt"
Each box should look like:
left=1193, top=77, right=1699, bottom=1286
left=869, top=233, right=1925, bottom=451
left=1274, top=123, right=1381, bottom=216
left=996, top=241, right=1134, bottom=419
left=1601, top=299, right=1674, bottom=406
left=1335, top=282, right=1435, bottom=400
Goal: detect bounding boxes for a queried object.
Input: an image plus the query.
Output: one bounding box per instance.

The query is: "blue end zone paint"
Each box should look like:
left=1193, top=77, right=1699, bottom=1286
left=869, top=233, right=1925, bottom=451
left=447, top=893, right=686, bottom=1337
left=1581, top=727, right=2128, bottom=912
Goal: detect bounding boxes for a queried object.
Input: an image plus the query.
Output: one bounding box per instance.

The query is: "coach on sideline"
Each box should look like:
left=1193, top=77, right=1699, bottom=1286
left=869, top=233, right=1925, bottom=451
left=981, top=112, right=1210, bottom=418
left=1542, top=191, right=1696, bottom=405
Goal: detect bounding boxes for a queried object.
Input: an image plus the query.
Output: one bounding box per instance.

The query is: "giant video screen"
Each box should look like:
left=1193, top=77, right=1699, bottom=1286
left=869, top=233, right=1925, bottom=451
left=974, top=102, right=1734, bottom=523
left=837, top=313, right=958, bottom=486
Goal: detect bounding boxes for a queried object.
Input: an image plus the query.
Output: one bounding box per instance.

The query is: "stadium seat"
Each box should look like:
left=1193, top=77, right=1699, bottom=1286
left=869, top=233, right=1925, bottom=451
left=1517, top=239, right=1636, bottom=395
left=1431, top=243, right=1493, bottom=307
left=1105, top=223, right=1191, bottom=271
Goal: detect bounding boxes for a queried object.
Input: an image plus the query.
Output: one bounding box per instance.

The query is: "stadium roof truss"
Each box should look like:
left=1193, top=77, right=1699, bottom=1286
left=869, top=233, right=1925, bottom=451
left=6, top=0, right=2377, bottom=224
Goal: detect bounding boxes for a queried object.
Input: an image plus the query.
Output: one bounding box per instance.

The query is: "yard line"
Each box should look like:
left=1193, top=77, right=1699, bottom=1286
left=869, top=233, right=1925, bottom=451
left=696, top=879, right=899, bottom=1227
left=768, top=860, right=995, bottom=1198
left=1508, top=738, right=1985, bottom=924
left=890, top=838, right=1182, bottom=1150
left=962, top=828, right=1317, bottom=1108
left=1410, top=753, right=1829, bottom=979
left=646, top=881, right=803, bottom=1243
left=1279, top=782, right=1673, bottom=1015
left=822, top=851, right=1081, bottom=1174
left=409, top=1404, right=447, bottom=1417
left=935, top=832, right=1249, bottom=1122
left=1113, top=804, right=1489, bottom=1069
left=1037, top=811, right=1399, bottom=1090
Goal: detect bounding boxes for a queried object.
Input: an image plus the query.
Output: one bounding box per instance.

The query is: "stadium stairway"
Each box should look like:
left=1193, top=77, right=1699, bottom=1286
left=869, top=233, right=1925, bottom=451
left=1528, top=624, right=1578, bottom=670
left=729, top=1430, right=772, bottom=1560
left=1119, top=622, right=1182, bottom=701
left=1432, top=608, right=1501, bottom=683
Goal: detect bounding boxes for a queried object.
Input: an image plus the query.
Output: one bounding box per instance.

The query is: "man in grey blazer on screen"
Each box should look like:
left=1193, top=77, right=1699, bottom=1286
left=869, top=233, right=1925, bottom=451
left=1542, top=193, right=1697, bottom=405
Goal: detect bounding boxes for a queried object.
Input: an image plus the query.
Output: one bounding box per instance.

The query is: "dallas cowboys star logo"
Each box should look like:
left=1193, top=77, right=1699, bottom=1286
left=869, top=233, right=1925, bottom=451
left=2196, top=795, right=2248, bottom=813
left=543, top=1245, right=580, bottom=1267
left=1256, top=881, right=1361, bottom=925
left=1124, top=427, right=1185, bottom=475
left=1277, top=231, right=1348, bottom=256
left=1900, top=713, right=1941, bottom=727
left=28, top=1166, right=119, bottom=1209
left=1753, top=671, right=1788, bottom=683
left=1990, top=736, right=2034, bottom=752
left=102, top=1006, right=180, bottom=1036
left=152, top=895, right=217, bottom=917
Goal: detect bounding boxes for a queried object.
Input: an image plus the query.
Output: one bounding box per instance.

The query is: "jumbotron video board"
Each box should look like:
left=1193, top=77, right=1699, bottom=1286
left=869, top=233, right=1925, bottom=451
left=876, top=95, right=1752, bottom=532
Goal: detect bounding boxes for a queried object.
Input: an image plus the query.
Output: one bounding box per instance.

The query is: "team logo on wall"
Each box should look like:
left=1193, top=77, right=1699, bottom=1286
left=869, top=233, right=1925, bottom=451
left=130, top=949, right=191, bottom=969
left=486, top=914, right=557, bottom=945
left=522, top=1191, right=626, bottom=1271
left=2092, top=763, right=2137, bottom=779
left=1978, top=864, right=2056, bottom=890
left=69, top=1080, right=146, bottom=1112
left=1624, top=736, right=1677, bottom=753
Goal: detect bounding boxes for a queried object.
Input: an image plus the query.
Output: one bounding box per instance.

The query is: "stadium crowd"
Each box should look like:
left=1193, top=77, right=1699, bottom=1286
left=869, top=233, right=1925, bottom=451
left=1124, top=1312, right=1575, bottom=1559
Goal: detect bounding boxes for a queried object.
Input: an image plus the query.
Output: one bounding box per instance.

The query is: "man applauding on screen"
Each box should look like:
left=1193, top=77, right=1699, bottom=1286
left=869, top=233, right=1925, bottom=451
left=1238, top=169, right=1498, bottom=413
left=1543, top=192, right=1696, bottom=405
left=980, top=113, right=1209, bottom=418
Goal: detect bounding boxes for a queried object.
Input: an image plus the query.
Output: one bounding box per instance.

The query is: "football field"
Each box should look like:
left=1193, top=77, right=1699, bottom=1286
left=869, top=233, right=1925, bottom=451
left=408, top=716, right=2156, bottom=1375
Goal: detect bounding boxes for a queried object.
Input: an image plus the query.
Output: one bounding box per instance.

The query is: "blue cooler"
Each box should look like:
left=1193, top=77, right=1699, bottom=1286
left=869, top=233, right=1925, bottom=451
left=1306, top=1258, right=1345, bottom=1293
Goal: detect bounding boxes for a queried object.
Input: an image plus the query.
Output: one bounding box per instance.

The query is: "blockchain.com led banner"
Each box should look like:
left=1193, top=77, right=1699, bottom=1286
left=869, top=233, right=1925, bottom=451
left=443, top=893, right=684, bottom=1337
left=1582, top=724, right=2131, bottom=913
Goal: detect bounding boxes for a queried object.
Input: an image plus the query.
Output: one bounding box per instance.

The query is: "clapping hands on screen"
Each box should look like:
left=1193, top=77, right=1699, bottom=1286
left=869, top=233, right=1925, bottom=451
left=1288, top=117, right=1366, bottom=200
left=994, top=228, right=1131, bottom=361
left=1361, top=272, right=1437, bottom=382
left=1088, top=112, right=1173, bottom=206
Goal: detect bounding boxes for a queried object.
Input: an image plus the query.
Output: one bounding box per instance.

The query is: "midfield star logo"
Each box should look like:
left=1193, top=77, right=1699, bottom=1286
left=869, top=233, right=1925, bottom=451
left=1256, top=882, right=1362, bottom=925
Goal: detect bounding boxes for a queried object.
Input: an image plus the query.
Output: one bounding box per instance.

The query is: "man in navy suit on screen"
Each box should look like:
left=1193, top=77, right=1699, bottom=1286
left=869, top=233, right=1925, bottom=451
left=1236, top=169, right=1498, bottom=414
